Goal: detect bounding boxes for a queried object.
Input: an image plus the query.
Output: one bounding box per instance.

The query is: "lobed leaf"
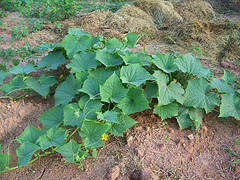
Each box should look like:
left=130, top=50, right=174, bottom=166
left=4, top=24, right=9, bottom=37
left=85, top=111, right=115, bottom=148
left=25, top=75, right=58, bottom=98
left=96, top=111, right=118, bottom=123
left=151, top=54, right=178, bottom=73
left=120, top=64, right=154, bottom=86
left=0, top=71, right=7, bottom=84
left=8, top=63, right=35, bottom=75
left=222, top=70, right=236, bottom=84
left=95, top=51, right=123, bottom=67
left=153, top=101, right=178, bottom=120
left=211, top=77, right=235, bottom=94
left=120, top=53, right=143, bottom=65
left=118, top=87, right=150, bottom=115
left=38, top=105, right=64, bottom=130
left=183, top=78, right=219, bottom=113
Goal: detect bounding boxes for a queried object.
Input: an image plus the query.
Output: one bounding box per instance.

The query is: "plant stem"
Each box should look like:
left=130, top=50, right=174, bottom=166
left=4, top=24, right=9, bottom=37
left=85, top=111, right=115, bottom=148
left=66, top=127, right=80, bottom=141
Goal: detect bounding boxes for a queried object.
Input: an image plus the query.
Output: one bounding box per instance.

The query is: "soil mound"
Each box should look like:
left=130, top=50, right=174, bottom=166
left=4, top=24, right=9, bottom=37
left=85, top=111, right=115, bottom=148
left=174, top=0, right=215, bottom=21
left=133, top=0, right=183, bottom=28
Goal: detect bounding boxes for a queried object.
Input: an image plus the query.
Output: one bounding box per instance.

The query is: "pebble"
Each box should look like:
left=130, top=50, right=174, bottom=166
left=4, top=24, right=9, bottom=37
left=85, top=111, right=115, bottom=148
left=220, top=61, right=229, bottom=68
left=141, top=168, right=158, bottom=180
left=107, top=165, right=120, bottom=180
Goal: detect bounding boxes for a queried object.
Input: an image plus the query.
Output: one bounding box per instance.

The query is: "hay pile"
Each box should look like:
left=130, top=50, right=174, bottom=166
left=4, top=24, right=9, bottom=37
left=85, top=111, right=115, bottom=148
left=174, top=0, right=215, bottom=20
left=55, top=0, right=240, bottom=64
left=133, top=0, right=183, bottom=28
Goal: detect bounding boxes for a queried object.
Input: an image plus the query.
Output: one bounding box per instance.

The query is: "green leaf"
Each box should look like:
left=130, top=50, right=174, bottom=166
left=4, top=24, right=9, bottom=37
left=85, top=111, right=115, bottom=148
left=176, top=106, right=194, bottom=130
left=96, top=111, right=118, bottom=123
left=120, top=64, right=154, bottom=86
left=222, top=70, right=236, bottom=84
left=120, top=53, right=143, bottom=65
left=78, top=95, right=103, bottom=120
left=107, top=113, right=137, bottom=136
left=0, top=76, right=28, bottom=95
left=40, top=42, right=61, bottom=51
left=175, top=54, right=212, bottom=78
left=79, top=122, right=109, bottom=148
left=0, top=146, right=11, bottom=172
left=56, top=139, right=83, bottom=163
left=38, top=106, right=64, bottom=130
left=61, top=34, right=91, bottom=59
left=75, top=71, right=88, bottom=83
left=135, top=52, right=152, bottom=65
left=143, top=82, right=158, bottom=102
left=16, top=142, right=40, bottom=166
left=63, top=103, right=84, bottom=127
left=16, top=125, right=45, bottom=144
left=100, top=72, right=127, bottom=103
left=68, top=28, right=92, bottom=37
left=219, top=94, right=240, bottom=120
left=153, top=71, right=185, bottom=105
left=151, top=54, right=178, bottom=73
left=0, top=71, right=7, bottom=84
left=211, top=77, right=235, bottom=94
left=95, top=51, right=123, bottom=67
left=183, top=78, right=219, bottom=113
left=118, top=87, right=150, bottom=115
left=189, top=108, right=204, bottom=129
left=80, top=68, right=114, bottom=99
left=25, top=75, right=58, bottom=98
left=37, top=127, right=67, bottom=150
left=105, top=38, right=123, bottom=52
left=8, top=63, right=35, bottom=75
left=153, top=102, right=178, bottom=120
left=38, top=50, right=67, bottom=70
left=124, top=33, right=141, bottom=48
left=66, top=51, right=99, bottom=73
left=55, top=75, right=82, bottom=106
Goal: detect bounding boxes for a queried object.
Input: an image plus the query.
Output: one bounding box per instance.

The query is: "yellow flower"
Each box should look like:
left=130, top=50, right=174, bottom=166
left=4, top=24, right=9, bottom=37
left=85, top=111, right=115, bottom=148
left=173, top=79, right=177, bottom=82
left=102, top=133, right=108, bottom=141
left=59, top=74, right=64, bottom=79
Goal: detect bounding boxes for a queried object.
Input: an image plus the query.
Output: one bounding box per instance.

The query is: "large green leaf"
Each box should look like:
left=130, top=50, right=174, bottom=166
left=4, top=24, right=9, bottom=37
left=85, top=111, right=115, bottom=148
left=66, top=51, right=99, bottom=73
left=143, top=82, right=158, bottom=102
left=211, top=77, right=235, bottom=94
left=135, top=52, right=152, bottom=65
left=40, top=42, right=61, bottom=51
left=95, top=51, right=123, bottom=67
left=80, top=68, right=114, bottom=99
left=68, top=28, right=92, bottom=37
left=38, top=105, right=64, bottom=130
left=25, top=75, right=58, bottom=98
left=151, top=54, right=178, bottom=73
left=16, top=142, right=40, bottom=166
left=61, top=34, right=92, bottom=59
left=55, top=75, right=82, bottom=106
left=120, top=64, right=154, bottom=86
left=96, top=111, right=118, bottom=123
left=175, top=54, right=212, bottom=78
left=79, top=122, right=109, bottom=148
left=105, top=37, right=123, bottom=52
left=38, top=50, right=67, bottom=70
left=153, top=102, right=178, bottom=120
left=16, top=125, right=45, bottom=144
left=107, top=113, right=136, bottom=136
left=176, top=106, right=194, bottom=130
left=118, top=87, right=150, bottom=115
left=63, top=103, right=84, bottom=127
left=124, top=33, right=141, bottom=48
left=0, top=76, right=28, bottom=95
left=183, top=78, right=219, bottom=113
left=0, top=71, right=7, bottom=84
left=219, top=94, right=240, bottom=120
left=8, top=63, right=35, bottom=75
left=222, top=70, right=236, bottom=84
left=37, top=127, right=67, bottom=151
left=153, top=71, right=184, bottom=105
left=100, top=72, right=127, bottom=103
left=56, top=139, right=84, bottom=163
left=120, top=53, right=143, bottom=65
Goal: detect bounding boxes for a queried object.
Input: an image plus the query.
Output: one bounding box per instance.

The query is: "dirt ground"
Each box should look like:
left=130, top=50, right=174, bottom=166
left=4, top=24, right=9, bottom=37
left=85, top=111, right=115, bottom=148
left=0, top=0, right=240, bottom=179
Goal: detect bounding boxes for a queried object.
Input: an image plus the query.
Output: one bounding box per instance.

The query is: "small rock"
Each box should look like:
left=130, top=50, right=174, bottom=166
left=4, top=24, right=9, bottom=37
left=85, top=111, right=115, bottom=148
left=187, top=134, right=194, bottom=141
left=107, top=165, right=121, bottom=180
left=141, top=168, right=158, bottom=180
left=127, top=136, right=134, bottom=147
left=220, top=61, right=229, bottom=68
left=135, top=126, right=143, bottom=131
left=203, top=126, right=208, bottom=133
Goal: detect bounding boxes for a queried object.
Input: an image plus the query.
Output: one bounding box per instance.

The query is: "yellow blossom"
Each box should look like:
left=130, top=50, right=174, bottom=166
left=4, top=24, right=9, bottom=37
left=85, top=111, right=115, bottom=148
left=173, top=79, right=177, bottom=82
left=59, top=74, right=64, bottom=79
left=102, top=133, right=108, bottom=141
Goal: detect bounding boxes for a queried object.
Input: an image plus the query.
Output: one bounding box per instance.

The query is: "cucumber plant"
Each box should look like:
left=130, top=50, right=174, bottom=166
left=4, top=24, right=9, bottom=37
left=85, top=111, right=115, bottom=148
left=0, top=29, right=239, bottom=172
